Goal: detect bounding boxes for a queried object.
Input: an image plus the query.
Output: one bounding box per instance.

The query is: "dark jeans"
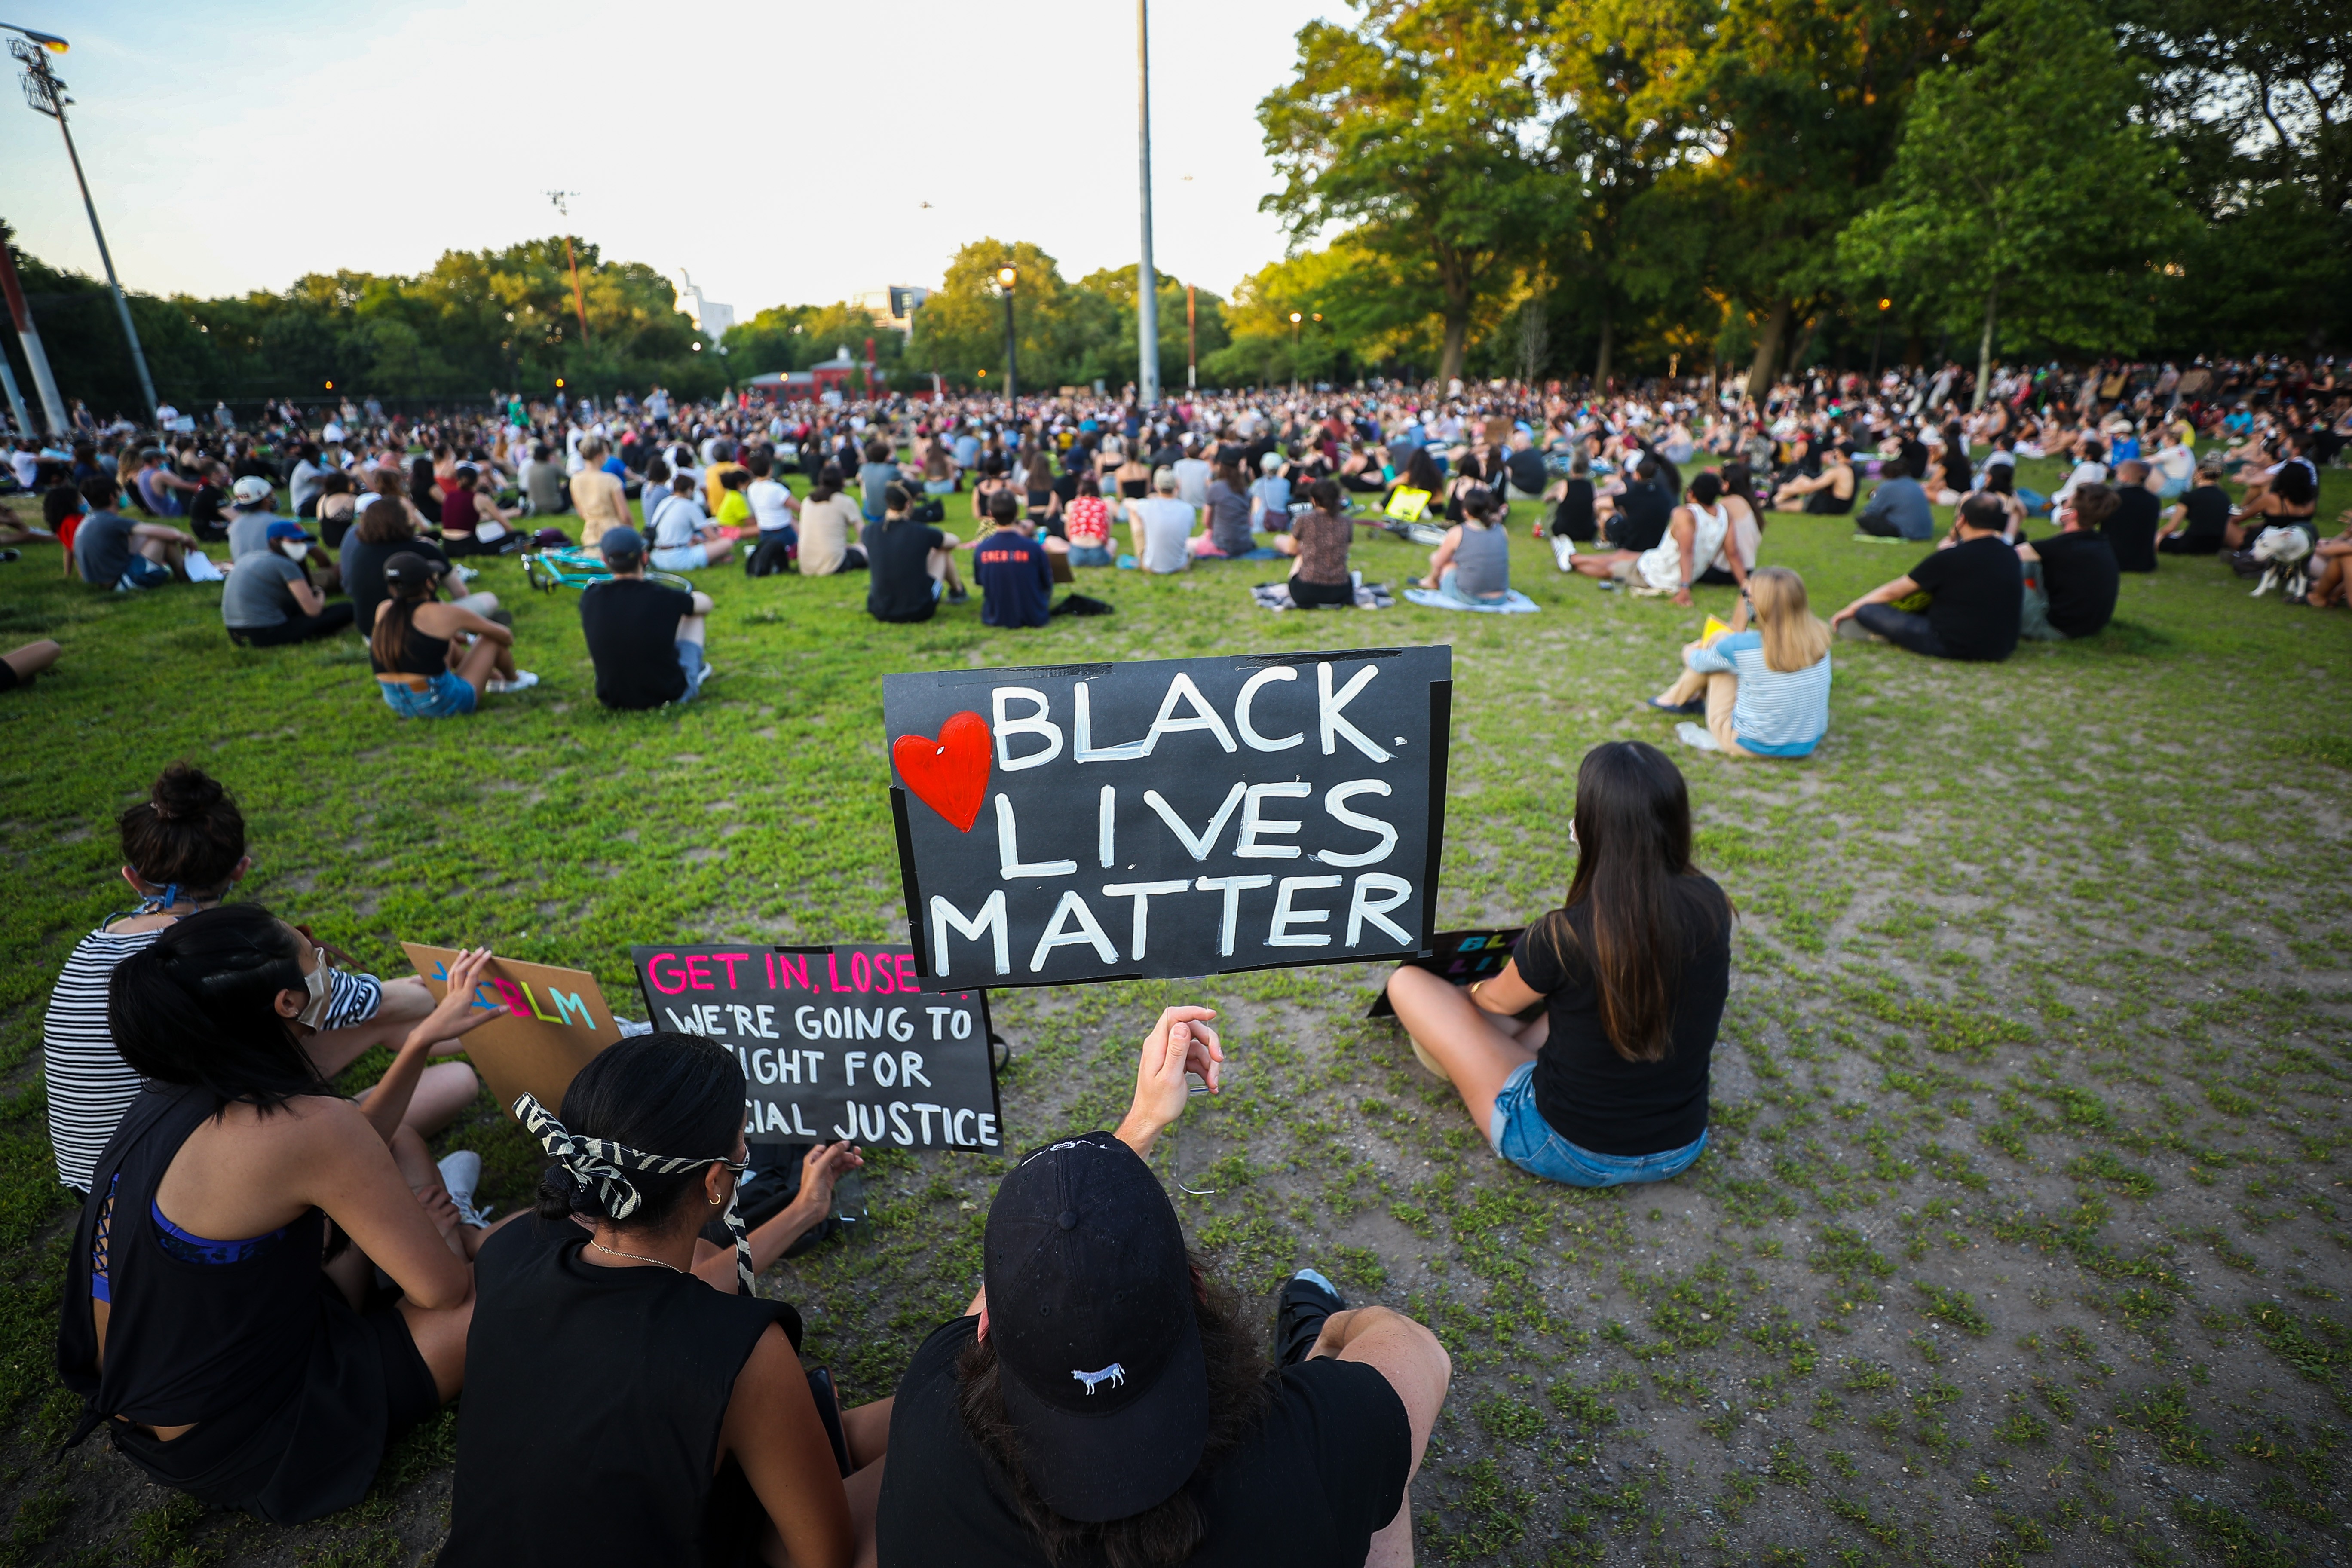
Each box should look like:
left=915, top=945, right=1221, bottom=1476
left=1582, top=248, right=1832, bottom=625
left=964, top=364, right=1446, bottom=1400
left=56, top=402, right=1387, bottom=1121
left=1855, top=510, right=1908, bottom=538
left=2159, top=533, right=2222, bottom=555
left=1289, top=575, right=1354, bottom=607
left=230, top=602, right=356, bottom=646
left=1853, top=601, right=1949, bottom=658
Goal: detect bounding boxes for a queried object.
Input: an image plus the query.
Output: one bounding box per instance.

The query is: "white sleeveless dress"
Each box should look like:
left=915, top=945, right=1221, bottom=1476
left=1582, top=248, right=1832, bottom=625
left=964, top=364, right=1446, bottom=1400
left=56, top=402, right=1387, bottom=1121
left=1635, top=499, right=1729, bottom=592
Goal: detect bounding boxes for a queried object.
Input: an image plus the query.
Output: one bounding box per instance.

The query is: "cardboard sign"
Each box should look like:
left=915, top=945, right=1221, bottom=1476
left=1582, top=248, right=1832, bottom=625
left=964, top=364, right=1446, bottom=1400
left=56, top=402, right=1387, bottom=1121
left=1366, top=927, right=1526, bottom=1017
left=885, top=647, right=1453, bottom=989
left=402, top=945, right=618, bottom=1115
left=631, top=943, right=1002, bottom=1152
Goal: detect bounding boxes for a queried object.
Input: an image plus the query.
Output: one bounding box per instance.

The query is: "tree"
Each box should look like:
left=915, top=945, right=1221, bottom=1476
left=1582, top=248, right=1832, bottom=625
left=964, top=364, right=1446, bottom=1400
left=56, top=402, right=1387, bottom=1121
left=1840, top=0, right=2188, bottom=405
left=1259, top=0, right=1554, bottom=386
left=907, top=239, right=1084, bottom=392
left=1694, top=0, right=1977, bottom=391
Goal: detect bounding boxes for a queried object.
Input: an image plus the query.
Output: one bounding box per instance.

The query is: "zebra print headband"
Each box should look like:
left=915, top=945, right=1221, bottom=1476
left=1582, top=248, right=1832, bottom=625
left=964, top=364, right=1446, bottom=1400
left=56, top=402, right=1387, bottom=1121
left=514, top=1093, right=753, bottom=1295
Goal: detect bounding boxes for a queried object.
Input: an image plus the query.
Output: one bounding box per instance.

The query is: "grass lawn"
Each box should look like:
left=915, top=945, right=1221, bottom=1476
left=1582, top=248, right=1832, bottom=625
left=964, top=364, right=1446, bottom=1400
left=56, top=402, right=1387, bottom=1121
left=0, top=457, right=2348, bottom=1565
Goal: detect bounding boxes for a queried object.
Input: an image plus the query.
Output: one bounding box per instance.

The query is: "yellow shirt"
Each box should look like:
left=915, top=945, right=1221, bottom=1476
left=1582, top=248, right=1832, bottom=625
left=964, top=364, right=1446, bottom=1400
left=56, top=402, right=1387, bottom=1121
left=703, top=462, right=744, bottom=517
left=715, top=491, right=753, bottom=531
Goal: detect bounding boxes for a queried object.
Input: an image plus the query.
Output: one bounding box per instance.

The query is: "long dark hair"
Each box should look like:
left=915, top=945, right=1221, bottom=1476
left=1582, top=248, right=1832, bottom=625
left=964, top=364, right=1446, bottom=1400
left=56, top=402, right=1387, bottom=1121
left=535, top=1032, right=744, bottom=1234
left=119, top=762, right=246, bottom=891
left=355, top=497, right=413, bottom=545
left=1402, top=447, right=1442, bottom=493
left=1719, top=460, right=1762, bottom=519
left=368, top=558, right=435, bottom=669
left=110, top=903, right=332, bottom=1112
left=1544, top=742, right=1726, bottom=1062
left=811, top=462, right=844, bottom=504
left=955, top=1259, right=1270, bottom=1568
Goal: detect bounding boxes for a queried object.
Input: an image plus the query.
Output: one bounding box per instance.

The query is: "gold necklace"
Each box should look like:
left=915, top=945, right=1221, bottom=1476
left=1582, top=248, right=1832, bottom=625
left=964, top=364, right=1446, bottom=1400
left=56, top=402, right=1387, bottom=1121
left=589, top=1237, right=683, bottom=1273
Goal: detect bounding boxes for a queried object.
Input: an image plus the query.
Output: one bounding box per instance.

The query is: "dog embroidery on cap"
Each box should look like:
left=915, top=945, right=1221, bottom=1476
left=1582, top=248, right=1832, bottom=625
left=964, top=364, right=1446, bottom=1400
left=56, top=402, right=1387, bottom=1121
left=1070, top=1363, right=1126, bottom=1394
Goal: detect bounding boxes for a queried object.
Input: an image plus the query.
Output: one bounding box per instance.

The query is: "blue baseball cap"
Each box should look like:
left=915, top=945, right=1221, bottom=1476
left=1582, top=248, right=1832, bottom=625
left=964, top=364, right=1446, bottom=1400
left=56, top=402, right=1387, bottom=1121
left=265, top=520, right=315, bottom=542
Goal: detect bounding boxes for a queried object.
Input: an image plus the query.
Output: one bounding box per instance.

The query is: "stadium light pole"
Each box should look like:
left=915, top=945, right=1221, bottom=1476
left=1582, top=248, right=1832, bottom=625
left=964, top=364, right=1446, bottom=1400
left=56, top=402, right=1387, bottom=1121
left=7, top=24, right=159, bottom=420
left=1134, top=0, right=1160, bottom=410
left=0, top=230, right=66, bottom=435
left=998, top=266, right=1018, bottom=403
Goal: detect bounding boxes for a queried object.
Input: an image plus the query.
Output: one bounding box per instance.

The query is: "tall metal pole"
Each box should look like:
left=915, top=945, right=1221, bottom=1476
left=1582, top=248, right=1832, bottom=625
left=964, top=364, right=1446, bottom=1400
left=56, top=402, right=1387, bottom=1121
left=1186, top=285, right=1197, bottom=394
left=1002, top=280, right=1018, bottom=403
left=0, top=233, right=67, bottom=435
left=1135, top=0, right=1160, bottom=409
left=14, top=42, right=156, bottom=417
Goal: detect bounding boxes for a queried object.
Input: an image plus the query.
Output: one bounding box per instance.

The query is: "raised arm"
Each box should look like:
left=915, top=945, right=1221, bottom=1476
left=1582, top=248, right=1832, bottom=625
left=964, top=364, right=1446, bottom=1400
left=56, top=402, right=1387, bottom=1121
left=1112, top=1005, right=1223, bottom=1161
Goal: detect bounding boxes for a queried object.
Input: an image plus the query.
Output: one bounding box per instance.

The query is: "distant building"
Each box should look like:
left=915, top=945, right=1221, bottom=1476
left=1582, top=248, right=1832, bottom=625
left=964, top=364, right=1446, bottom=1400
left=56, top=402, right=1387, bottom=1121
left=854, top=286, right=929, bottom=334
left=674, top=270, right=735, bottom=337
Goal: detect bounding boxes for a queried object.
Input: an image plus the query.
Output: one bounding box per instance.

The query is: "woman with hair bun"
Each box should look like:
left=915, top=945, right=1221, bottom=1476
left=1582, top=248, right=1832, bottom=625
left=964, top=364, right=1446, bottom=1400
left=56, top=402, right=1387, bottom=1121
left=57, top=910, right=505, bottom=1522
left=43, top=763, right=478, bottom=1195
left=440, top=1032, right=881, bottom=1568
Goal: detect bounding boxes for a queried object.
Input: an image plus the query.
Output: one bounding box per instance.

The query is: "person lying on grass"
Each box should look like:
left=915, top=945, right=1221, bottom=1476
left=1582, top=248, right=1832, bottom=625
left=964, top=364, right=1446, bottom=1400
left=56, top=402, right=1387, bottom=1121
left=43, top=762, right=478, bottom=1196
left=875, top=1005, right=1450, bottom=1568
left=58, top=916, right=508, bottom=1525
left=1382, top=741, right=1731, bottom=1189
left=438, top=1033, right=877, bottom=1568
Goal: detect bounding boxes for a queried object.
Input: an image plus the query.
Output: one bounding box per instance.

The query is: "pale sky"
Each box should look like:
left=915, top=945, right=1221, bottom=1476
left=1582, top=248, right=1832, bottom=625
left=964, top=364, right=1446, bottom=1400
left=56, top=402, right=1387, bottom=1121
left=1, top=0, right=1344, bottom=316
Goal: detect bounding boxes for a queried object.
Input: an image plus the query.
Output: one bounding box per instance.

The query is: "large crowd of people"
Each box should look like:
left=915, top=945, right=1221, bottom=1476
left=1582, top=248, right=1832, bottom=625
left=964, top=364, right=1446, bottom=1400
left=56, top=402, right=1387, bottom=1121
left=7, top=346, right=2347, bottom=1562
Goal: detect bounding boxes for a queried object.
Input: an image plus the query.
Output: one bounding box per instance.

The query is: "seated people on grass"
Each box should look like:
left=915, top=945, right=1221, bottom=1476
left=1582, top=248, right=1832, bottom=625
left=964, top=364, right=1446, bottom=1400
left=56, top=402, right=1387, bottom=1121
left=796, top=465, right=870, bottom=579
left=1418, top=484, right=1512, bottom=605
left=1063, top=478, right=1115, bottom=566
left=1855, top=454, right=1935, bottom=541
left=42, top=762, right=477, bottom=1195
left=1191, top=458, right=1276, bottom=560
left=1272, top=478, right=1357, bottom=607
left=741, top=451, right=801, bottom=577
left=648, top=474, right=733, bottom=571
left=2225, top=460, right=2317, bottom=552
left=342, top=500, right=498, bottom=641
left=1830, top=500, right=2021, bottom=662
left=313, top=472, right=360, bottom=549
left=1574, top=471, right=1744, bottom=604
left=1547, top=456, right=1598, bottom=571
left=225, top=476, right=290, bottom=559
left=0, top=639, right=61, bottom=694
left=2018, top=492, right=2120, bottom=643
left=74, top=476, right=196, bottom=591
left=2104, top=464, right=2161, bottom=572
left=580, top=526, right=714, bottom=709
left=1606, top=457, right=1675, bottom=550
left=972, top=493, right=1055, bottom=630
left=876, top=1007, right=1449, bottom=1568
left=1648, top=566, right=1831, bottom=758
left=1382, top=742, right=1730, bottom=1189
left=2156, top=460, right=2233, bottom=554
left=2050, top=438, right=2108, bottom=509
left=866, top=483, right=968, bottom=624
left=1769, top=444, right=1855, bottom=514
left=1127, top=468, right=1197, bottom=574
left=370, top=554, right=535, bottom=718
left=2301, top=512, right=2352, bottom=609
left=438, top=1035, right=880, bottom=1568
left=1249, top=451, right=1293, bottom=531
left=570, top=438, right=631, bottom=549
left=57, top=919, right=507, bottom=1523
left=224, top=521, right=355, bottom=648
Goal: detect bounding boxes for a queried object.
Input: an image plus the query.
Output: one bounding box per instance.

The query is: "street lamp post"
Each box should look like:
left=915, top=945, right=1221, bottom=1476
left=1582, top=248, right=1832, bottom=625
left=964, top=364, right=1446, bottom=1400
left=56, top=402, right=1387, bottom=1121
left=1289, top=312, right=1303, bottom=394
left=1134, top=0, right=1159, bottom=409
left=8, top=25, right=159, bottom=419
left=997, top=266, right=1019, bottom=403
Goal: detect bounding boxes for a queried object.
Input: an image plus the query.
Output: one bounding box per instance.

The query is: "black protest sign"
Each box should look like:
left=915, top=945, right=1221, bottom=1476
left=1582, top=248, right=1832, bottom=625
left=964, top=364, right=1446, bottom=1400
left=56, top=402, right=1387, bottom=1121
left=885, top=646, right=1452, bottom=989
left=1366, top=927, right=1526, bottom=1017
left=631, top=943, right=1002, bottom=1153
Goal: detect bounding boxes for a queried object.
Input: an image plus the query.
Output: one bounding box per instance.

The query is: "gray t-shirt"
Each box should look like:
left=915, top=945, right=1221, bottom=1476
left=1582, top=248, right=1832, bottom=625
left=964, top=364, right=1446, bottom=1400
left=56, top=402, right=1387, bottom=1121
left=1860, top=476, right=1934, bottom=541
left=227, top=509, right=282, bottom=560
left=1451, top=523, right=1510, bottom=596
left=222, top=551, right=306, bottom=628
left=74, top=511, right=139, bottom=588
left=1172, top=457, right=1212, bottom=509
left=1206, top=480, right=1254, bottom=555
left=525, top=460, right=566, bottom=514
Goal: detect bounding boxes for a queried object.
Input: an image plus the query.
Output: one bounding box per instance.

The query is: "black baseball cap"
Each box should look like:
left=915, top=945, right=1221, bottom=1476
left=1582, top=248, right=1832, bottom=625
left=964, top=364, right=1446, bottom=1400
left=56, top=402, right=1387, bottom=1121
left=381, top=551, right=437, bottom=589
left=985, top=1131, right=1207, bottom=1523
left=599, top=524, right=644, bottom=562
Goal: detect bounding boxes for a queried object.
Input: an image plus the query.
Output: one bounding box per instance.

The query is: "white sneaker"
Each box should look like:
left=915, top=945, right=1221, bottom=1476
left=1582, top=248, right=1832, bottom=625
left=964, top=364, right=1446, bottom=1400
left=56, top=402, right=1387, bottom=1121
left=1551, top=535, right=1578, bottom=573
left=486, top=670, right=540, bottom=693
left=436, top=1150, right=492, bottom=1227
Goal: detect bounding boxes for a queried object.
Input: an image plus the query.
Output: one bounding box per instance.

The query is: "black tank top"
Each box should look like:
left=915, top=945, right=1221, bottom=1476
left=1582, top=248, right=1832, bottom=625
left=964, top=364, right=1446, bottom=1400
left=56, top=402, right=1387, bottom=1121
left=368, top=606, right=450, bottom=677
left=57, top=1084, right=403, bottom=1521
left=439, top=1216, right=796, bottom=1568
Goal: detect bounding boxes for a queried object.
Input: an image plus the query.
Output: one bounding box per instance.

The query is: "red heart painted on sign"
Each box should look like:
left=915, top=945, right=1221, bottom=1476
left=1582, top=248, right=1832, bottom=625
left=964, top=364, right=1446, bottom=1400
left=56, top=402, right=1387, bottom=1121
left=893, top=710, right=992, bottom=833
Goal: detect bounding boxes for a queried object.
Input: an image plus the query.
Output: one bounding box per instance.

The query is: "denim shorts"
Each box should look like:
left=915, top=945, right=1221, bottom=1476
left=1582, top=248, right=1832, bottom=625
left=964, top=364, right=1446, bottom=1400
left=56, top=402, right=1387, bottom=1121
left=674, top=640, right=707, bottom=704
left=117, top=557, right=173, bottom=591
left=377, top=670, right=478, bottom=719
left=1068, top=544, right=1113, bottom=567
left=649, top=543, right=708, bottom=572
left=922, top=479, right=956, bottom=496
left=1487, top=1062, right=1708, bottom=1187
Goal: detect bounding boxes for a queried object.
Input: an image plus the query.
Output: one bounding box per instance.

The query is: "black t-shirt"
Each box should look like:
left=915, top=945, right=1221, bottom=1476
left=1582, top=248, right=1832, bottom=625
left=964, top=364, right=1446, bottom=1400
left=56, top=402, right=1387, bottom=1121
left=2033, top=530, right=2119, bottom=639
left=579, top=577, right=692, bottom=709
left=1512, top=880, right=1731, bottom=1156
left=1613, top=481, right=1672, bottom=552
left=2179, top=484, right=2231, bottom=542
left=2103, top=488, right=2160, bottom=572
left=1907, top=534, right=2021, bottom=662
left=864, top=519, right=947, bottom=623
left=189, top=483, right=228, bottom=535
left=342, top=535, right=449, bottom=640
left=1506, top=447, right=1547, bottom=494
left=875, top=1317, right=1411, bottom=1568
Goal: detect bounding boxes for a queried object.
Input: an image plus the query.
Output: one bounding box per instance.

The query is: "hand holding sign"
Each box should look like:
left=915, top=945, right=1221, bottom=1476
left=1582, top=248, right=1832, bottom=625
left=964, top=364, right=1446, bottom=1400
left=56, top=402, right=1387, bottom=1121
left=795, top=1141, right=865, bottom=1216
left=411, top=947, right=507, bottom=1051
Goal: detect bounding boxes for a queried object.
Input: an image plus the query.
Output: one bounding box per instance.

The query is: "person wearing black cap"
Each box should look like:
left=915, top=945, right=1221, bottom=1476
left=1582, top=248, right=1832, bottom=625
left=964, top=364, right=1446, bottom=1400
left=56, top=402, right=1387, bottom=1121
left=370, top=553, right=533, bottom=718
left=876, top=1006, right=1450, bottom=1567
left=579, top=525, right=714, bottom=709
